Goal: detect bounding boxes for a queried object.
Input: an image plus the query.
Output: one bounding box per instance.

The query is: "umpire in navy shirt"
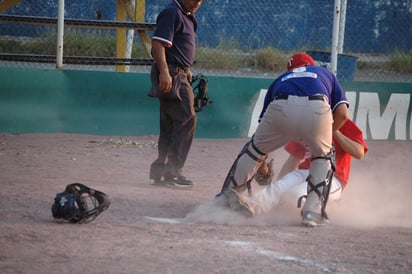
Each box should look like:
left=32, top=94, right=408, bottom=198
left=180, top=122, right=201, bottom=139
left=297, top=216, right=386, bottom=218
left=148, top=0, right=203, bottom=189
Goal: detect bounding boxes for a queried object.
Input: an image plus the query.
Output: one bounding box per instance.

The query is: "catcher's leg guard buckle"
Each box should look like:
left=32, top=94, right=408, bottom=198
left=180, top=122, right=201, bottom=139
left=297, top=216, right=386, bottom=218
left=297, top=149, right=336, bottom=219
left=219, top=139, right=266, bottom=195
left=297, top=172, right=333, bottom=220
left=297, top=175, right=329, bottom=220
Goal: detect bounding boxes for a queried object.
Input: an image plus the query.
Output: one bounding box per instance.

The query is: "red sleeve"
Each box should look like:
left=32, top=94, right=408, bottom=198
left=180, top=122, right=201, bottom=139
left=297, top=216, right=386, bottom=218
left=338, top=119, right=368, bottom=154
left=333, top=119, right=368, bottom=188
left=285, top=141, right=307, bottom=159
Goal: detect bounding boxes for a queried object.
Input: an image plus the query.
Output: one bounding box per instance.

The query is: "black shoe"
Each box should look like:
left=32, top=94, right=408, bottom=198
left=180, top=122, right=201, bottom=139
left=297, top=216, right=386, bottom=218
left=163, top=176, right=193, bottom=189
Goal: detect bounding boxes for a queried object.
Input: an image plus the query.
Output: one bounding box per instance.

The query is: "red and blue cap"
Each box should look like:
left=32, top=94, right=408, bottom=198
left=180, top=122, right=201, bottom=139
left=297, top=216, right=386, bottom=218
left=287, top=52, right=315, bottom=70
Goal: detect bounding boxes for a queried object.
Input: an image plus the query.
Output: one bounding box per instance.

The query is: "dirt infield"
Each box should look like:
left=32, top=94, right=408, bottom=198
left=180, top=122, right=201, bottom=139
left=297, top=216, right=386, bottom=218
left=0, top=133, right=411, bottom=273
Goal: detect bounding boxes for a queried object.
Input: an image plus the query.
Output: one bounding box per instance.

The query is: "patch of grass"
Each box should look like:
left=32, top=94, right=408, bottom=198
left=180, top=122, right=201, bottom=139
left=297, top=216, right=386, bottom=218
left=253, top=47, right=287, bottom=72
left=0, top=39, right=25, bottom=53
left=216, top=36, right=241, bottom=51
left=1, top=34, right=411, bottom=75
left=64, top=31, right=116, bottom=57
left=195, top=46, right=289, bottom=73
left=195, top=47, right=249, bottom=70
left=195, top=37, right=250, bottom=70
left=389, top=50, right=412, bottom=74
left=0, top=30, right=148, bottom=57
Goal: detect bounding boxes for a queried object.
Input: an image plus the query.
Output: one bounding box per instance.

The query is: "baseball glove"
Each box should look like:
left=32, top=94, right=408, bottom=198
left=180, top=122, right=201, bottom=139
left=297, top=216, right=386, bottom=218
left=51, top=183, right=111, bottom=224
left=254, top=158, right=274, bottom=186
left=191, top=73, right=212, bottom=112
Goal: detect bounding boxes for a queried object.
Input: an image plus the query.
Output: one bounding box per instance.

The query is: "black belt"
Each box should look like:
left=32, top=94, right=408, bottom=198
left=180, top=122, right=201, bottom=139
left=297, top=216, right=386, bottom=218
left=168, top=63, right=189, bottom=73
left=178, top=66, right=189, bottom=73
left=275, top=94, right=326, bottom=101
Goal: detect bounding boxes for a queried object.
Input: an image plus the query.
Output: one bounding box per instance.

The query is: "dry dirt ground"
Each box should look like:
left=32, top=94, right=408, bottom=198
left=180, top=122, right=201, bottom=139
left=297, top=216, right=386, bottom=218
left=0, top=133, right=411, bottom=274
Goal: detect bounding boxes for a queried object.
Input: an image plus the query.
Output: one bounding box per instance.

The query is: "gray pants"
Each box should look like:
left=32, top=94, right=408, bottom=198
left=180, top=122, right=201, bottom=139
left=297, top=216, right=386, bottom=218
left=234, top=95, right=333, bottom=212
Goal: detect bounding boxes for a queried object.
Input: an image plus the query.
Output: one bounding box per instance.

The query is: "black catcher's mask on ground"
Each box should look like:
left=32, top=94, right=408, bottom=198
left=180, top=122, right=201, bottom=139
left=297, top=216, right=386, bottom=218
left=191, top=73, right=212, bottom=112
left=51, top=183, right=111, bottom=224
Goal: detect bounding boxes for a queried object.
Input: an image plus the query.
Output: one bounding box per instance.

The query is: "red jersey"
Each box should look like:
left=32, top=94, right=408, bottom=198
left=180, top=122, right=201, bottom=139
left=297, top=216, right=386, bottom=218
left=284, top=119, right=368, bottom=189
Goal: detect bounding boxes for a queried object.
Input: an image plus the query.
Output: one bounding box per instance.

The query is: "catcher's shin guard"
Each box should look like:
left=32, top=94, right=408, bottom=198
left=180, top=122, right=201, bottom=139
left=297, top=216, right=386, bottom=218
left=297, top=149, right=336, bottom=219
left=218, top=139, right=266, bottom=197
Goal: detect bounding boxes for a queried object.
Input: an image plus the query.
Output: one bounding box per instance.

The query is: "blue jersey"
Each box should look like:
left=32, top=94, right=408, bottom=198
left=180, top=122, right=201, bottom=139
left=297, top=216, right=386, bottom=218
left=152, top=0, right=198, bottom=68
left=260, top=66, right=348, bottom=120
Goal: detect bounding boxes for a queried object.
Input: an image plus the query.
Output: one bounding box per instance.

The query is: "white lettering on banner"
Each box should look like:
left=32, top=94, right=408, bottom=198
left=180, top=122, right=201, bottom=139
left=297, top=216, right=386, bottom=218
left=357, top=93, right=410, bottom=140
left=248, top=89, right=266, bottom=137
left=345, top=91, right=357, bottom=120
left=248, top=90, right=411, bottom=140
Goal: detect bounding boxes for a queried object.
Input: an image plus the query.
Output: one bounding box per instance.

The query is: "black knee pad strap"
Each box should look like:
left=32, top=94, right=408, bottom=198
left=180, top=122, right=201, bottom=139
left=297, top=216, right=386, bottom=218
left=219, top=139, right=266, bottom=195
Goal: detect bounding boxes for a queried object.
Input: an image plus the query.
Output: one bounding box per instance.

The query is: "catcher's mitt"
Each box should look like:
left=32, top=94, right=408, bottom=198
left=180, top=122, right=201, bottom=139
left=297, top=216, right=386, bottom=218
left=51, top=183, right=111, bottom=224
left=254, top=158, right=274, bottom=186
left=191, top=73, right=212, bottom=112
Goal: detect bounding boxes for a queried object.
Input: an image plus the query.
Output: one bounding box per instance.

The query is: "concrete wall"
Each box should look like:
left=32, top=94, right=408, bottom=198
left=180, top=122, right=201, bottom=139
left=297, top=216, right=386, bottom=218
left=1, top=67, right=411, bottom=140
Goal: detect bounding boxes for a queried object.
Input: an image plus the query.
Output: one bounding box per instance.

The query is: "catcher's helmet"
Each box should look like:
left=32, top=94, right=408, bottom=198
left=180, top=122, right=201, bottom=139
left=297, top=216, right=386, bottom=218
left=51, top=183, right=111, bottom=224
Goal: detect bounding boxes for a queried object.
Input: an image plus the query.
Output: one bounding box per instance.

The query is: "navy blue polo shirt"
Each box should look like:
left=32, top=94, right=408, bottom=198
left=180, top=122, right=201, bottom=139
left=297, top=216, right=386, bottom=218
left=259, top=66, right=349, bottom=120
left=152, top=0, right=198, bottom=68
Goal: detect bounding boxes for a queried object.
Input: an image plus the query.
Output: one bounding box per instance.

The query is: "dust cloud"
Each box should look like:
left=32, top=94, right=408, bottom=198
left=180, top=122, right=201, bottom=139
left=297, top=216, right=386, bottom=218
left=183, top=141, right=412, bottom=228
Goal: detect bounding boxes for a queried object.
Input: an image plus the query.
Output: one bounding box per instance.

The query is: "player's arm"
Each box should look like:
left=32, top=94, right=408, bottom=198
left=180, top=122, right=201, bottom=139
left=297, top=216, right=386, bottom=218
left=277, top=154, right=302, bottom=179
left=276, top=141, right=307, bottom=179
left=333, top=130, right=365, bottom=159
left=152, top=39, right=172, bottom=92
left=332, top=103, right=349, bottom=132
